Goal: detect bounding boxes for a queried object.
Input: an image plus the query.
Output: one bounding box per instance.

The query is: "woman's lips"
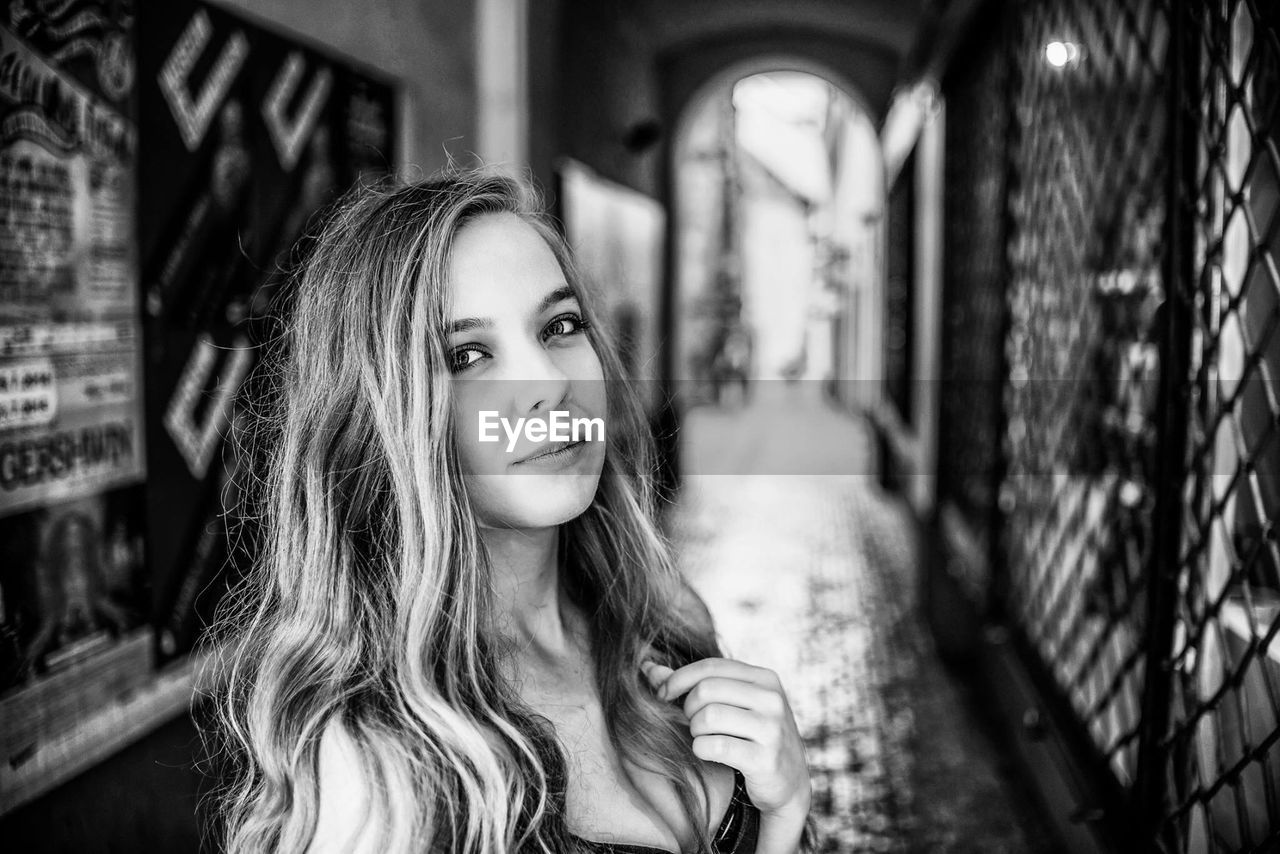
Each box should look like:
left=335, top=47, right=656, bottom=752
left=513, top=440, right=586, bottom=466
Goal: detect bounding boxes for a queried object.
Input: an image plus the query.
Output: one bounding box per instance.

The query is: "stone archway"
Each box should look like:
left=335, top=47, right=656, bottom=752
left=664, top=60, right=885, bottom=478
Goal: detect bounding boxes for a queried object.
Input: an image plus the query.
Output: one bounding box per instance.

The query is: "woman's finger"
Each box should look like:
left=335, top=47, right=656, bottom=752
left=691, top=734, right=765, bottom=772
left=688, top=702, right=772, bottom=744
left=640, top=660, right=673, bottom=687
left=656, top=657, right=779, bottom=700
left=680, top=677, right=783, bottom=721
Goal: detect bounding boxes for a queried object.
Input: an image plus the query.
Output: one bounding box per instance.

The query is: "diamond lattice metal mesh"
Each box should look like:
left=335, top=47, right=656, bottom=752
left=932, top=0, right=1280, bottom=847
left=1000, top=0, right=1171, bottom=789
left=1160, top=2, right=1280, bottom=851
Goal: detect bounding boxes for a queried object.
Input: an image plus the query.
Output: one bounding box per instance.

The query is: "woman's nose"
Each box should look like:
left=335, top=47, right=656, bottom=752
left=509, top=342, right=570, bottom=416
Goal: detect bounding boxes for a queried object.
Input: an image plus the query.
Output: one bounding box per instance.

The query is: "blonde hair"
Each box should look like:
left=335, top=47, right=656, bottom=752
left=205, top=170, right=721, bottom=852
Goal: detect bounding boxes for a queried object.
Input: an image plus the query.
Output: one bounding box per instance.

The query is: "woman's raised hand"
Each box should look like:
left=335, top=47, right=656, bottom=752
left=642, top=658, right=811, bottom=826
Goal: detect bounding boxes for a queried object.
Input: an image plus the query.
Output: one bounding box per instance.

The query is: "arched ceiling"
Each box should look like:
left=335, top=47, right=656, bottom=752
left=637, top=0, right=929, bottom=57
left=633, top=0, right=937, bottom=122
left=544, top=0, right=948, bottom=193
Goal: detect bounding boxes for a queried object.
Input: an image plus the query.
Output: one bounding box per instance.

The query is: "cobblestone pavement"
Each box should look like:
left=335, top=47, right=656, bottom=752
left=668, top=388, right=1056, bottom=853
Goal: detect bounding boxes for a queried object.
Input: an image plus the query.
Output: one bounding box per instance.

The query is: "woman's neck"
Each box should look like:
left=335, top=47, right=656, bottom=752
left=482, top=525, right=580, bottom=657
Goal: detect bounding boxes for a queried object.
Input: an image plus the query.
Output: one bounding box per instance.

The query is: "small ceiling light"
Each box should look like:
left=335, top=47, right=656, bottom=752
left=1045, top=40, right=1081, bottom=69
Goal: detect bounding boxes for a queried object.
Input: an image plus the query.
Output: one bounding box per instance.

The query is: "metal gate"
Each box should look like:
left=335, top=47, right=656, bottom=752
left=933, top=0, right=1280, bottom=850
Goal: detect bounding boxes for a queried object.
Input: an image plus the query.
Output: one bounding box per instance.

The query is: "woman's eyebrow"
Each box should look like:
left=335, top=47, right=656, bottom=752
left=447, top=286, right=578, bottom=335
left=536, top=285, right=578, bottom=314
left=448, top=316, right=491, bottom=334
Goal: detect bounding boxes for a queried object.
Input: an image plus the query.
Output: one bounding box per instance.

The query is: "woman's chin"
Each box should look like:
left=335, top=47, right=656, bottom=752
left=467, top=472, right=602, bottom=529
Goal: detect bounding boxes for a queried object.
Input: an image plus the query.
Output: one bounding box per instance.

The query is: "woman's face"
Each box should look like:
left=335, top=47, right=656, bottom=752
left=446, top=212, right=608, bottom=529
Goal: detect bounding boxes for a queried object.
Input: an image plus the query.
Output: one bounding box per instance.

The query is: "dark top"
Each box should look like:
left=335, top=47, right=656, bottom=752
left=572, top=770, right=759, bottom=853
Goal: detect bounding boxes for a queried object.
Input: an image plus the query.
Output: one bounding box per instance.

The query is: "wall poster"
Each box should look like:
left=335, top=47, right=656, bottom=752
left=0, top=0, right=152, bottom=805
left=137, top=1, right=396, bottom=661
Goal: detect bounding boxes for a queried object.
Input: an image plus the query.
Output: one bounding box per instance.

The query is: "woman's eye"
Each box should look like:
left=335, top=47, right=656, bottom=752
left=449, top=347, right=486, bottom=372
left=542, top=312, right=589, bottom=341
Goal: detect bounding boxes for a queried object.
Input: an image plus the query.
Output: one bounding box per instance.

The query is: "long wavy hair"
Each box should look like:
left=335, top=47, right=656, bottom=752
left=205, top=170, right=722, bottom=852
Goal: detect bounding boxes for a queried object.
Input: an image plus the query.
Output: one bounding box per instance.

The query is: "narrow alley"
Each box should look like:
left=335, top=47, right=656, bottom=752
left=672, top=386, right=1053, bottom=852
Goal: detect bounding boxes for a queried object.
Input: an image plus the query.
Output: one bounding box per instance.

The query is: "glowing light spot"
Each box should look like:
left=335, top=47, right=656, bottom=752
left=1045, top=41, right=1080, bottom=68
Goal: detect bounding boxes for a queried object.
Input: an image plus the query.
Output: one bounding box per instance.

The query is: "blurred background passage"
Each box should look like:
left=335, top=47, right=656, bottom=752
left=2, top=1, right=1279, bottom=853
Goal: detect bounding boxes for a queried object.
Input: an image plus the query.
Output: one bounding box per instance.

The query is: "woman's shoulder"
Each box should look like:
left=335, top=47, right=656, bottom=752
left=309, top=719, right=384, bottom=853
left=317, top=717, right=363, bottom=782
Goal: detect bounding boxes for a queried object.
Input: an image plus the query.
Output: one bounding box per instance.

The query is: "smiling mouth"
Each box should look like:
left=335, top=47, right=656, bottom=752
left=515, top=440, right=585, bottom=465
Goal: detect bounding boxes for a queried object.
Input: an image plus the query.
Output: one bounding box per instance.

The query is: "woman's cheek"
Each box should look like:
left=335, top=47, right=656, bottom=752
left=566, top=345, right=607, bottom=413
left=453, top=393, right=502, bottom=476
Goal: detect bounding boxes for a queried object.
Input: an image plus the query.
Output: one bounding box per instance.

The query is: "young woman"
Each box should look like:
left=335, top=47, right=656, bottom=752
left=209, top=170, right=812, bottom=853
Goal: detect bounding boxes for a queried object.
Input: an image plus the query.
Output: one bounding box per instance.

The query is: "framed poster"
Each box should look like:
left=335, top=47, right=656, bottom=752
left=137, top=0, right=397, bottom=661
left=0, top=15, right=144, bottom=514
